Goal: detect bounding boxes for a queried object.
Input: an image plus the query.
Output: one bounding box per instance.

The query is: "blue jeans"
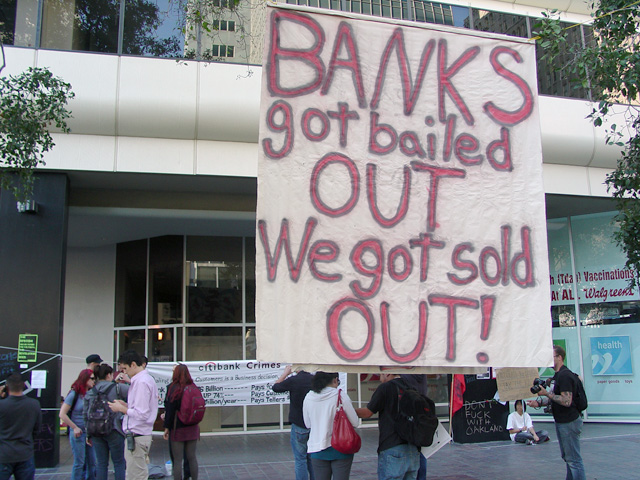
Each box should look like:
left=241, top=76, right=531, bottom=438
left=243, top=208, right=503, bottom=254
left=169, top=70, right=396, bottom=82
left=92, top=431, right=126, bottom=480
left=70, top=431, right=96, bottom=480
left=378, top=444, right=419, bottom=480
left=291, top=424, right=314, bottom=480
left=0, top=457, right=35, bottom=480
left=417, top=453, right=427, bottom=480
left=555, top=417, right=586, bottom=480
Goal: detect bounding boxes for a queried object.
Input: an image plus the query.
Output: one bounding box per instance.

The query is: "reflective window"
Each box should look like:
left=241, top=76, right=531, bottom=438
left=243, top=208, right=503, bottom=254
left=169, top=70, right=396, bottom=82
left=118, top=329, right=146, bottom=356
left=122, top=0, right=184, bottom=57
left=186, top=236, right=243, bottom=324
left=115, top=239, right=147, bottom=327
left=41, top=0, right=119, bottom=53
left=0, top=0, right=34, bottom=46
left=186, top=326, right=243, bottom=360
left=471, top=9, right=528, bottom=38
left=149, top=236, right=183, bottom=325
left=413, top=1, right=467, bottom=26
left=536, top=22, right=590, bottom=99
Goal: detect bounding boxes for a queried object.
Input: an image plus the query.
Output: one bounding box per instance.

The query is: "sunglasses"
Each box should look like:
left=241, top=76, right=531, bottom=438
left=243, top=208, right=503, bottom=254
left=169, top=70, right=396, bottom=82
left=89, top=377, right=96, bottom=380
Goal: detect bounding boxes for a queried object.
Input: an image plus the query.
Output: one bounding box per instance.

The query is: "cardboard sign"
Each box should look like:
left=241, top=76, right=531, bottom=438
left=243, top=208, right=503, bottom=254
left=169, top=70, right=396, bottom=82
left=256, top=5, right=552, bottom=371
left=496, top=367, right=539, bottom=401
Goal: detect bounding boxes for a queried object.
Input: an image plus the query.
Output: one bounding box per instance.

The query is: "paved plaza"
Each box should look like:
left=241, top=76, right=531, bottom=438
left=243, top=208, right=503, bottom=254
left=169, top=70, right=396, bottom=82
left=35, top=422, right=640, bottom=480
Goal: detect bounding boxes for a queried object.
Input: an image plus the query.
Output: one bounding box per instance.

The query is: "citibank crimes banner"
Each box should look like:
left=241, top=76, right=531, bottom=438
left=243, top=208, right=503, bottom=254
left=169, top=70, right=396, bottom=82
left=256, top=4, right=551, bottom=372
left=147, top=361, right=288, bottom=407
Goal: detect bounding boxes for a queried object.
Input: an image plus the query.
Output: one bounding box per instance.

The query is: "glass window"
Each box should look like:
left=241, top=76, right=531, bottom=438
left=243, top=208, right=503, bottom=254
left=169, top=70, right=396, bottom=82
left=118, top=329, right=146, bottom=356
left=149, top=236, right=183, bottom=325
left=186, top=236, right=243, bottom=324
left=535, top=21, right=590, bottom=99
left=0, top=0, right=37, bottom=47
left=412, top=2, right=469, bottom=27
left=123, top=0, right=184, bottom=57
left=186, top=327, right=243, bottom=360
left=149, top=327, right=174, bottom=362
left=245, top=326, right=256, bottom=359
left=247, top=404, right=280, bottom=430
left=41, top=0, right=119, bottom=53
left=115, top=239, right=147, bottom=327
left=471, top=9, right=528, bottom=38
left=0, top=0, right=17, bottom=45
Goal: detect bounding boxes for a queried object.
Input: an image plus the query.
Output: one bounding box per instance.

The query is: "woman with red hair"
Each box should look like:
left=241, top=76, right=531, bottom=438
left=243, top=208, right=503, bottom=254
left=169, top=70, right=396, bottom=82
left=163, top=364, right=200, bottom=480
left=60, top=369, right=96, bottom=480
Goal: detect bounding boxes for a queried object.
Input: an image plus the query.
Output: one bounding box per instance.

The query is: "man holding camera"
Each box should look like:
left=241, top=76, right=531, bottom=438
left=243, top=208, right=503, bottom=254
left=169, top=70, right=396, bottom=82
left=527, top=345, right=585, bottom=480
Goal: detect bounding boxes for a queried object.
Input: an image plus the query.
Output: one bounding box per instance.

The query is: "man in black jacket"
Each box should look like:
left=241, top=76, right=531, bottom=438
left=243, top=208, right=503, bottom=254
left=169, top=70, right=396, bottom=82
left=528, top=345, right=586, bottom=480
left=0, top=373, right=42, bottom=480
left=272, top=366, right=315, bottom=480
left=356, top=373, right=420, bottom=480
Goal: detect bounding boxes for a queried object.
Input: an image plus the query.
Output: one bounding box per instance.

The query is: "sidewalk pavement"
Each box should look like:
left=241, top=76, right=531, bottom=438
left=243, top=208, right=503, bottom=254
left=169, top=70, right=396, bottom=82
left=35, top=422, right=640, bottom=480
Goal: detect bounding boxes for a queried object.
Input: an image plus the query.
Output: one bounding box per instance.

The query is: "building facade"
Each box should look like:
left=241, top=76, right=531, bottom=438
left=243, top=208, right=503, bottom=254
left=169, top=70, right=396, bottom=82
left=0, top=0, right=637, bottom=459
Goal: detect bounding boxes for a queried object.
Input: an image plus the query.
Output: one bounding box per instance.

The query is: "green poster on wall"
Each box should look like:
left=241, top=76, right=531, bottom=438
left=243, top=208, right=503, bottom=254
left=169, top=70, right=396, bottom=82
left=17, top=334, right=38, bottom=363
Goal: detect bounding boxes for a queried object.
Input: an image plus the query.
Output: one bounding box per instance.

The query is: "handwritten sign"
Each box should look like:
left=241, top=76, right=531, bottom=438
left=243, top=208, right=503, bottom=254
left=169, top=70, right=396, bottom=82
left=495, top=367, right=538, bottom=401
left=18, top=334, right=38, bottom=363
left=256, top=5, right=552, bottom=370
left=0, top=350, right=18, bottom=380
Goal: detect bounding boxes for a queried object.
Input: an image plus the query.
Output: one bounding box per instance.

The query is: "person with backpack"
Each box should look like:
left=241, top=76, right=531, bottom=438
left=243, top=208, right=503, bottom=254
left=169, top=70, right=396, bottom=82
left=84, top=364, right=130, bottom=480
left=527, top=345, right=586, bottom=480
left=163, top=364, right=203, bottom=480
left=356, top=373, right=422, bottom=480
left=59, top=369, right=97, bottom=480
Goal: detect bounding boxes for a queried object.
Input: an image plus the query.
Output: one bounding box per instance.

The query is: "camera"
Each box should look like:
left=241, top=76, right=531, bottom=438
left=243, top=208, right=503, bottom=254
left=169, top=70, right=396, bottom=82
left=125, top=430, right=136, bottom=452
left=530, top=378, right=549, bottom=394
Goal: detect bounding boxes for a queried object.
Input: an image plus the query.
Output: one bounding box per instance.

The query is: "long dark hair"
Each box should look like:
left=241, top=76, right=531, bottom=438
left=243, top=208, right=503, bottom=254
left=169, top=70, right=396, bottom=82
left=311, top=372, right=338, bottom=393
left=71, top=369, right=93, bottom=396
left=168, top=364, right=194, bottom=401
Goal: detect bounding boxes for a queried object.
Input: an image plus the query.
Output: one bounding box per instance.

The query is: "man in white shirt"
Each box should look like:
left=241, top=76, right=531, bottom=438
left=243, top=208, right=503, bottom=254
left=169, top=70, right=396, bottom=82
left=506, top=400, right=549, bottom=445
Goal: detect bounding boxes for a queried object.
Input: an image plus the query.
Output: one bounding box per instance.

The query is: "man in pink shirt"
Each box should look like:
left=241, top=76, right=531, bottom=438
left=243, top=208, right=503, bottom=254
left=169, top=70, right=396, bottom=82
left=109, top=350, right=158, bottom=480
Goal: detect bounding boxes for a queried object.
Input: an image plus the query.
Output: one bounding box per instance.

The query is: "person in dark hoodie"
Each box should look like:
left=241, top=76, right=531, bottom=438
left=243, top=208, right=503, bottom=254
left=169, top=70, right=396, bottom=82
left=0, top=373, right=42, bottom=480
left=84, top=364, right=129, bottom=480
left=303, top=372, right=358, bottom=480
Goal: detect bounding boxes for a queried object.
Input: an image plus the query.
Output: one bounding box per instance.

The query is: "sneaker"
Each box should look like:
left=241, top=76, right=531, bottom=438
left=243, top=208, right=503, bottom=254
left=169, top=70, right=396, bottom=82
left=526, top=439, right=533, bottom=445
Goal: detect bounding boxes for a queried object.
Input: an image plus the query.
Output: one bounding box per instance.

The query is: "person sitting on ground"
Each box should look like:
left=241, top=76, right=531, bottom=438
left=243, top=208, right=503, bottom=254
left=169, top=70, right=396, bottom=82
left=507, top=399, right=549, bottom=445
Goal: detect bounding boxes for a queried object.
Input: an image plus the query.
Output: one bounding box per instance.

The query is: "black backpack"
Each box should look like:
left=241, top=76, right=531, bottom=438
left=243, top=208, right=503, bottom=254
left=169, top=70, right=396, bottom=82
left=572, top=372, right=588, bottom=412
left=86, top=383, right=117, bottom=437
left=393, top=381, right=439, bottom=447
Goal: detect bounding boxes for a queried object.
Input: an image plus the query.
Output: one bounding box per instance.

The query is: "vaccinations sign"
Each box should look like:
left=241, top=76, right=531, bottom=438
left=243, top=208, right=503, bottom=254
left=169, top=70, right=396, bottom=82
left=256, top=5, right=551, bottom=370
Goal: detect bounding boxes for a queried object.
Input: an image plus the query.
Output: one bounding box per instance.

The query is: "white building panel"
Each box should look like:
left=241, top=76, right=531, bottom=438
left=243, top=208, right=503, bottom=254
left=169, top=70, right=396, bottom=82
left=116, top=136, right=195, bottom=174
left=117, top=56, right=198, bottom=140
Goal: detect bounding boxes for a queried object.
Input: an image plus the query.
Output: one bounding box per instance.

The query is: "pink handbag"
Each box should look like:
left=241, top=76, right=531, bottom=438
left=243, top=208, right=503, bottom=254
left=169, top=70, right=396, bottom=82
left=331, top=389, right=361, bottom=454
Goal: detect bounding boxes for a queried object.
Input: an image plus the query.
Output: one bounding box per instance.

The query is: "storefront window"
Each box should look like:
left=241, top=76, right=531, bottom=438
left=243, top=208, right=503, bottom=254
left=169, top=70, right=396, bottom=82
left=545, top=212, right=640, bottom=420
left=186, top=236, right=243, bottom=324
left=149, top=236, right=183, bottom=325
left=115, top=239, right=147, bottom=327
left=118, top=329, right=146, bottom=356
left=186, top=327, right=243, bottom=360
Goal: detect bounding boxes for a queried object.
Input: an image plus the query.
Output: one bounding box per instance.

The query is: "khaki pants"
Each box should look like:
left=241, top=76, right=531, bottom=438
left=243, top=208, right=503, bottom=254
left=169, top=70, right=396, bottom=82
left=124, top=435, right=152, bottom=480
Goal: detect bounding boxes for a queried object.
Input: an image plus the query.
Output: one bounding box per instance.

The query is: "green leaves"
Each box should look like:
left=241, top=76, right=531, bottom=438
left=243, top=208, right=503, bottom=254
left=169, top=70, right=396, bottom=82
left=0, top=65, right=74, bottom=201
left=536, top=1, right=640, bottom=286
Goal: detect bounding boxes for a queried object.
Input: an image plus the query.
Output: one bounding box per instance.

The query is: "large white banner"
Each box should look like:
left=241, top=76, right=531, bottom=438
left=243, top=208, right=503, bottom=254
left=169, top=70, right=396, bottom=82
left=256, top=5, right=552, bottom=371
left=147, top=361, right=288, bottom=407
